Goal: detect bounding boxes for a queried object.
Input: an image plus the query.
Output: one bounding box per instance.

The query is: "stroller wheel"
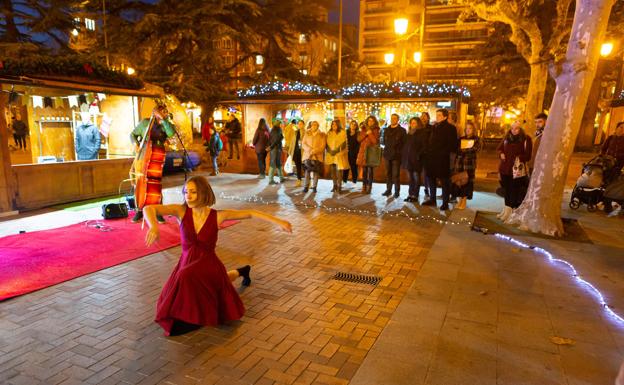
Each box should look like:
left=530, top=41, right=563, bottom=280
left=587, top=204, right=597, bottom=212
left=569, top=199, right=580, bottom=209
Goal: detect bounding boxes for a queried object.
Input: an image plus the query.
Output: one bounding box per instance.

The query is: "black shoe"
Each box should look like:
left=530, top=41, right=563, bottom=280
left=422, top=199, right=436, bottom=206
left=394, top=192, right=400, bottom=198
left=404, top=196, right=413, bottom=202
left=440, top=204, right=449, bottom=211
left=131, top=211, right=143, bottom=223
left=303, top=187, right=309, bottom=193
left=382, top=190, right=392, bottom=197
left=156, top=215, right=166, bottom=224
left=237, top=265, right=251, bottom=286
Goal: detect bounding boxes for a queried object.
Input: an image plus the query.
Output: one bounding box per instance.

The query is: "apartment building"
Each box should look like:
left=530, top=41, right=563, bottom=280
left=359, top=0, right=488, bottom=85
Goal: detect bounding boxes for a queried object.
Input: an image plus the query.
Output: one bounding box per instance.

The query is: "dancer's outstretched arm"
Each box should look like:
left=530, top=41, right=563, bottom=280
left=144, top=204, right=185, bottom=246
left=218, top=209, right=292, bottom=233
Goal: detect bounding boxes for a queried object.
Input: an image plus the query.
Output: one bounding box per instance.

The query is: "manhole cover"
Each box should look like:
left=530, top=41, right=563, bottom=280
left=332, top=272, right=382, bottom=285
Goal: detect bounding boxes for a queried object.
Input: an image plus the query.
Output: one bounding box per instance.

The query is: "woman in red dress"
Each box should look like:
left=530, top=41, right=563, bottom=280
left=143, top=176, right=292, bottom=336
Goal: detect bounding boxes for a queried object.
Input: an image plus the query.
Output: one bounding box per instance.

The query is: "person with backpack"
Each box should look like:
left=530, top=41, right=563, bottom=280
left=207, top=126, right=223, bottom=176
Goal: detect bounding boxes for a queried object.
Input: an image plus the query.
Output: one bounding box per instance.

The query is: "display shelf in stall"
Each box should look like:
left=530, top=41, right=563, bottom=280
left=36, top=117, right=74, bottom=163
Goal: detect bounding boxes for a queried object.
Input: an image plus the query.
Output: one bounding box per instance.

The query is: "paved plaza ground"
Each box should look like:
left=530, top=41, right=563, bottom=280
left=1, top=172, right=624, bottom=385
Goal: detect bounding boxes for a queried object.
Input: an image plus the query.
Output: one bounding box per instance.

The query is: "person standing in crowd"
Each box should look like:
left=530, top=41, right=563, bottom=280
left=284, top=119, right=304, bottom=187
left=454, top=121, right=481, bottom=209
left=529, top=112, right=547, bottom=174
left=382, top=113, right=406, bottom=198
left=343, top=120, right=360, bottom=185
left=448, top=111, right=458, bottom=127
left=267, top=120, right=285, bottom=185
left=302, top=121, right=326, bottom=193
left=497, top=121, right=533, bottom=221
left=325, top=119, right=349, bottom=193
left=423, top=109, right=458, bottom=211
left=12, top=115, right=28, bottom=151
left=143, top=175, right=292, bottom=336
left=601, top=121, right=624, bottom=213
left=225, top=114, right=242, bottom=160
left=420, top=111, right=433, bottom=201
left=357, top=116, right=381, bottom=194
left=201, top=116, right=215, bottom=146
left=252, top=118, right=270, bottom=179
left=401, top=117, right=427, bottom=203
left=207, top=126, right=223, bottom=176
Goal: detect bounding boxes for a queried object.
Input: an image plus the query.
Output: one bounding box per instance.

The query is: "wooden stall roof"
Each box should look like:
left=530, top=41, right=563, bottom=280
left=0, top=75, right=162, bottom=98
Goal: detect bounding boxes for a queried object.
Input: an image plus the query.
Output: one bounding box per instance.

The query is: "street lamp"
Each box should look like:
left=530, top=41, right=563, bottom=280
left=601, top=42, right=614, bottom=57
left=384, top=53, right=395, bottom=65
left=394, top=18, right=408, bottom=81
left=413, top=51, right=422, bottom=81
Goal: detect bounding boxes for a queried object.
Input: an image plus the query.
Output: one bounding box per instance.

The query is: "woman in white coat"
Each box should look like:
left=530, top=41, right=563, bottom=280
left=325, top=119, right=349, bottom=193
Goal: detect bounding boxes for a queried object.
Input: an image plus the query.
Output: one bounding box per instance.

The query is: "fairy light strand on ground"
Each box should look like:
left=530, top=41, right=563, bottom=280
left=218, top=192, right=471, bottom=226
left=494, top=233, right=624, bottom=325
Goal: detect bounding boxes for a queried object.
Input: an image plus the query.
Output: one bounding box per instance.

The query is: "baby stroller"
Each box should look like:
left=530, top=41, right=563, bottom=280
left=569, top=154, right=617, bottom=211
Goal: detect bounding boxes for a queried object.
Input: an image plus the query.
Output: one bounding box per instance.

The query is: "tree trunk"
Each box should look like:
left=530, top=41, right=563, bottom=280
left=576, top=61, right=605, bottom=150
left=524, top=61, right=549, bottom=131
left=507, top=0, right=616, bottom=236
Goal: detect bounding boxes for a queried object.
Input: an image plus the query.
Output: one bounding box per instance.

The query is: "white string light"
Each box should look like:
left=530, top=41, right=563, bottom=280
left=218, top=192, right=471, bottom=226
left=493, top=233, right=624, bottom=325
left=339, top=82, right=471, bottom=99
left=237, top=81, right=333, bottom=98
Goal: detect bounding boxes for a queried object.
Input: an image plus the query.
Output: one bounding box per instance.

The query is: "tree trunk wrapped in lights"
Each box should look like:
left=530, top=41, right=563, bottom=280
left=506, top=0, right=617, bottom=236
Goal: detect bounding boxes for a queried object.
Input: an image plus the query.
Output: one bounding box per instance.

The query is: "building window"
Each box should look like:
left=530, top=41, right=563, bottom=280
left=301, top=69, right=308, bottom=75
left=299, top=34, right=306, bottom=44
left=85, top=18, right=95, bottom=31
left=300, top=55, right=308, bottom=63
left=255, top=55, right=264, bottom=65
left=332, top=42, right=337, bottom=51
left=223, top=38, right=232, bottom=49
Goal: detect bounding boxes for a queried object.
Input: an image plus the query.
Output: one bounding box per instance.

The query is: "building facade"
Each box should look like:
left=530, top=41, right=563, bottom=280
left=359, top=0, right=488, bottom=85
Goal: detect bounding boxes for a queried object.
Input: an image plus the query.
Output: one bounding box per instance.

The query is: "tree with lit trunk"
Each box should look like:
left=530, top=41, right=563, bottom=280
left=455, top=0, right=573, bottom=129
left=506, top=0, right=617, bottom=236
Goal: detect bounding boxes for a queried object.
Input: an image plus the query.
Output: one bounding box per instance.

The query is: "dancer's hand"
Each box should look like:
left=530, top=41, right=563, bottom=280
left=279, top=220, right=292, bottom=233
left=145, top=227, right=160, bottom=246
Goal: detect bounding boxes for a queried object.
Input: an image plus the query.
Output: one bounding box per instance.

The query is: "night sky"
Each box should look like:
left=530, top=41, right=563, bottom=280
left=328, top=0, right=360, bottom=25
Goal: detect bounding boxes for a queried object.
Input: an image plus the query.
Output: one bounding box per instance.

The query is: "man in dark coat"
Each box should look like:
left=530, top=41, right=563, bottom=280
left=382, top=113, right=406, bottom=198
left=422, top=109, right=458, bottom=210
left=225, top=114, right=242, bottom=160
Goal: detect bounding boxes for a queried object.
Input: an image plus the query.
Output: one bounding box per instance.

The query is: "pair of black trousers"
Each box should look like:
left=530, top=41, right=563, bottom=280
left=407, top=170, right=421, bottom=198
left=362, top=166, right=375, bottom=186
left=501, top=174, right=528, bottom=208
left=293, top=149, right=303, bottom=180
left=256, top=151, right=267, bottom=175
left=426, top=176, right=451, bottom=206
left=385, top=159, right=401, bottom=193
left=343, top=157, right=358, bottom=183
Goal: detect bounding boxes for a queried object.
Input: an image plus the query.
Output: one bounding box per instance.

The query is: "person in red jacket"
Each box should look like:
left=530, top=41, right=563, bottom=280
left=496, top=121, right=533, bottom=221
left=201, top=117, right=215, bottom=145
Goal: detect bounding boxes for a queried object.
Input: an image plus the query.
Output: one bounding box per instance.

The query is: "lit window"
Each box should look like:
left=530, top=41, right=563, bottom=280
left=299, top=34, right=306, bottom=44
left=323, top=58, right=327, bottom=64
left=255, top=55, right=264, bottom=65
left=300, top=55, right=308, bottom=62
left=301, top=69, right=308, bottom=75
left=332, top=42, right=337, bottom=51
left=85, top=18, right=95, bottom=31
left=324, top=38, right=328, bottom=48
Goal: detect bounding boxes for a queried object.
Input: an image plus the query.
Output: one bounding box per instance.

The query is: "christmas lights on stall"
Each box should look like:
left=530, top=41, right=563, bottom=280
left=339, top=82, right=471, bottom=99
left=237, top=81, right=334, bottom=98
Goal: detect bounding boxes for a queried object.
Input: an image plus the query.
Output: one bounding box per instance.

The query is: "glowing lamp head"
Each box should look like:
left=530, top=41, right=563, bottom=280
left=127, top=67, right=136, bottom=75
left=413, top=51, right=422, bottom=63
left=394, top=18, right=408, bottom=35
left=71, top=29, right=79, bottom=36
left=601, top=42, right=614, bottom=57
left=384, top=53, right=395, bottom=65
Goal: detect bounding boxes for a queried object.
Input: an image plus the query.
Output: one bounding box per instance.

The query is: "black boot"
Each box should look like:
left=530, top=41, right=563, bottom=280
left=237, top=265, right=251, bottom=286
left=131, top=210, right=143, bottom=223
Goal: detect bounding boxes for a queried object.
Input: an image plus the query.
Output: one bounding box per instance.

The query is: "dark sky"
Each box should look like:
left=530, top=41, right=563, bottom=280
left=328, top=0, right=360, bottom=25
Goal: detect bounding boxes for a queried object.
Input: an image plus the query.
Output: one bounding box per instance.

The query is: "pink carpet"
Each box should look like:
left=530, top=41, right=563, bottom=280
left=0, top=216, right=240, bottom=301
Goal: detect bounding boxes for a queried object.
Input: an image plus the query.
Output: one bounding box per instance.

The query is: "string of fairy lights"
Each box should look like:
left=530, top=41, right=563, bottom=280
left=218, top=192, right=472, bottom=226
left=217, top=191, right=623, bottom=324
left=237, top=81, right=334, bottom=98
left=339, top=82, right=471, bottom=99
left=235, top=81, right=472, bottom=99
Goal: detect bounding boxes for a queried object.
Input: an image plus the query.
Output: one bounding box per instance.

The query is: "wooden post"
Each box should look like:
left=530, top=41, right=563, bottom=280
left=0, top=90, right=18, bottom=215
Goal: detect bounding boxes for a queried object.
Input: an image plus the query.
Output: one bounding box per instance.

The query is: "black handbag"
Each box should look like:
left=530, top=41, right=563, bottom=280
left=102, top=203, right=128, bottom=219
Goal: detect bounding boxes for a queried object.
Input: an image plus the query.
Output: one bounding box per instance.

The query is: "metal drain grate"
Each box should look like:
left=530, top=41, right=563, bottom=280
left=332, top=272, right=382, bottom=285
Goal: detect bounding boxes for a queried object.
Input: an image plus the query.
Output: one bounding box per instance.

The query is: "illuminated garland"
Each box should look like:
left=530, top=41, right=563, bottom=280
left=339, top=82, right=471, bottom=99
left=218, top=192, right=471, bottom=226
left=237, top=81, right=333, bottom=98
left=493, top=233, right=624, bottom=325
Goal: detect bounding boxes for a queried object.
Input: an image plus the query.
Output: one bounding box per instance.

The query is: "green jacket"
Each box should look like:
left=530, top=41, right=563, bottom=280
left=131, top=117, right=176, bottom=148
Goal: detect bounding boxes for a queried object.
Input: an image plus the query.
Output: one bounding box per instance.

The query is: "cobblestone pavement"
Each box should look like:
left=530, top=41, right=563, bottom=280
left=0, top=173, right=444, bottom=385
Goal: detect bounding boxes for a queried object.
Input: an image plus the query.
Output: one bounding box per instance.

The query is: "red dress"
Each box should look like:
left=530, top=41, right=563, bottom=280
left=155, top=207, right=245, bottom=335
